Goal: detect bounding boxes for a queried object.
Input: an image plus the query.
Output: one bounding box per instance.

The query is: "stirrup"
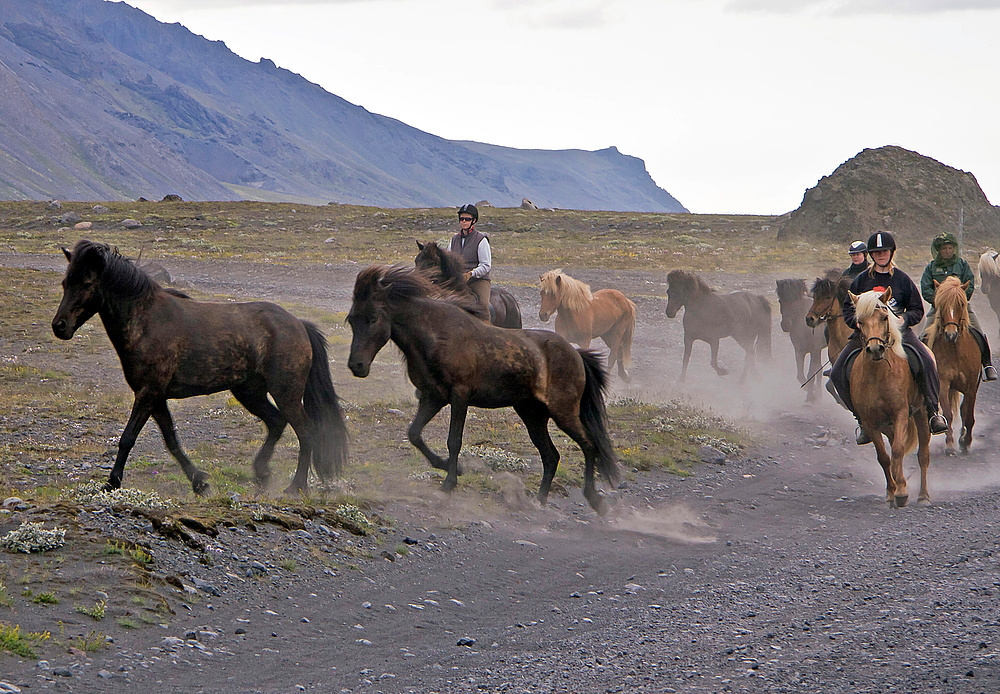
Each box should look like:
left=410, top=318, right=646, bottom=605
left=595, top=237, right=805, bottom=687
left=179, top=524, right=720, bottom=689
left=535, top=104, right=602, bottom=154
left=855, top=426, right=871, bottom=445
left=929, top=413, right=948, bottom=435
left=984, top=365, right=998, bottom=381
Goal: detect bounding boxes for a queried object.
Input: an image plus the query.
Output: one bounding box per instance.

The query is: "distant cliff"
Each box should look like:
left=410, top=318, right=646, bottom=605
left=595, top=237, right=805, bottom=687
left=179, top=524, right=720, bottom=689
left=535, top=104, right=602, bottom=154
left=0, top=0, right=686, bottom=212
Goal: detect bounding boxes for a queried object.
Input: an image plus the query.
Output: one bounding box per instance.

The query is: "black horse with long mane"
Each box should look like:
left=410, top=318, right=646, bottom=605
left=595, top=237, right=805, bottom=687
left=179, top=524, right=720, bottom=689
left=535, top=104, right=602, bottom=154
left=347, top=265, right=618, bottom=513
left=51, top=240, right=348, bottom=495
left=414, top=241, right=522, bottom=328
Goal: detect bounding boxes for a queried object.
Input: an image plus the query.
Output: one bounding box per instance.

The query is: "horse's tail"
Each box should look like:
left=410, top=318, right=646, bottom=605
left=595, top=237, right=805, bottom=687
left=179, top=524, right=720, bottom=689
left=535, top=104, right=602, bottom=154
left=619, top=298, right=636, bottom=370
left=755, top=295, right=773, bottom=362
left=577, top=348, right=620, bottom=487
left=303, top=322, right=349, bottom=479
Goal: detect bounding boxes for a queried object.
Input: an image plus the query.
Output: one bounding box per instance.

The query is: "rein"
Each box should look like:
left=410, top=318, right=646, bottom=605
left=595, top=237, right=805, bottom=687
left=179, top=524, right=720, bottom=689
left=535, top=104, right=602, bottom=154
left=807, top=296, right=840, bottom=325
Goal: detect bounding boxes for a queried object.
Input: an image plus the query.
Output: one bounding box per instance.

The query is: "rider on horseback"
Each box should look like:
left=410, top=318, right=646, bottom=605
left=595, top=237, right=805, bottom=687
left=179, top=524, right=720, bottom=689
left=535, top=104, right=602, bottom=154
left=919, top=232, right=998, bottom=381
left=842, top=240, right=870, bottom=279
left=449, top=204, right=492, bottom=312
left=829, top=231, right=949, bottom=445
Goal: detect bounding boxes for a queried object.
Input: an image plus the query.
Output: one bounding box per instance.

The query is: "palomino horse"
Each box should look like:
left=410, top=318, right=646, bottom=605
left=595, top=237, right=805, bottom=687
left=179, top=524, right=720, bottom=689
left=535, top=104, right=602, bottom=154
left=537, top=269, right=635, bottom=382
left=925, top=276, right=981, bottom=455
left=977, top=250, right=1000, bottom=335
left=347, top=265, right=620, bottom=513
left=849, top=288, right=931, bottom=507
left=806, top=270, right=853, bottom=363
left=776, top=279, right=826, bottom=402
left=414, top=241, right=522, bottom=328
left=52, top=240, right=348, bottom=495
left=664, top=270, right=771, bottom=382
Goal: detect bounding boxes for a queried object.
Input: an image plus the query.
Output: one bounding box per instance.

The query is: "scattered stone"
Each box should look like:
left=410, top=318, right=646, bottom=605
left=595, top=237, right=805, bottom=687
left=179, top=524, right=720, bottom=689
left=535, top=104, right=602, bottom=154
left=235, top=628, right=246, bottom=635
left=74, top=221, right=92, bottom=230
left=47, top=200, right=62, bottom=210
left=456, top=637, right=476, bottom=647
left=59, top=211, right=82, bottom=225
left=93, top=204, right=109, bottom=213
left=191, top=577, right=221, bottom=596
left=624, top=583, right=645, bottom=594
left=520, top=198, right=538, bottom=210
left=142, top=262, right=171, bottom=284
left=2, top=497, right=22, bottom=508
left=161, top=194, right=183, bottom=202
left=36, top=660, right=50, bottom=670
left=380, top=550, right=397, bottom=562
left=698, top=445, right=727, bottom=465
left=52, top=668, right=73, bottom=677
left=121, top=218, right=142, bottom=229
left=403, top=536, right=419, bottom=545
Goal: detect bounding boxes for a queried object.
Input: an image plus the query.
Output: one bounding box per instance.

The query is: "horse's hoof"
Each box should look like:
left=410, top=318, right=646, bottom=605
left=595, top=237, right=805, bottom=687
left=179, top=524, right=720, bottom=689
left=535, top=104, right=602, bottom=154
left=715, top=368, right=729, bottom=377
left=619, top=371, right=632, bottom=384
left=944, top=448, right=957, bottom=457
left=440, top=478, right=457, bottom=493
left=193, top=480, right=211, bottom=497
left=283, top=484, right=305, bottom=497
left=102, top=478, right=122, bottom=492
left=893, top=494, right=909, bottom=508
left=917, top=497, right=932, bottom=506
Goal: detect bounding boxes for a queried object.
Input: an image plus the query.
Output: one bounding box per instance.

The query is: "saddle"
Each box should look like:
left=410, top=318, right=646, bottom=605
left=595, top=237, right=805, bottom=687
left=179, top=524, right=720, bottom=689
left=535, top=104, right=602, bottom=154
left=844, top=342, right=922, bottom=384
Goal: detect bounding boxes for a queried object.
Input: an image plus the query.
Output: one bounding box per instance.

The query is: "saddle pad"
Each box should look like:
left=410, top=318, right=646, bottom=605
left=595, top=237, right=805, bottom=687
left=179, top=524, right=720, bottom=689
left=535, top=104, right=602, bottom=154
left=844, top=344, right=921, bottom=381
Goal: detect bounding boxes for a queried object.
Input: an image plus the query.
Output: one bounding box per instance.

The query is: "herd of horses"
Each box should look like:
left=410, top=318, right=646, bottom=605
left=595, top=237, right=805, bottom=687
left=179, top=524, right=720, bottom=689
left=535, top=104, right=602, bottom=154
left=49, top=240, right=1000, bottom=512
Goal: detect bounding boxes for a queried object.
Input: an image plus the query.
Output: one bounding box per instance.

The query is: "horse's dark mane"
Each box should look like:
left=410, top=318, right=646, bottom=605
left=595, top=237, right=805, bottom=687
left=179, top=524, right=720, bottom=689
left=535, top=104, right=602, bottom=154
left=70, top=239, right=158, bottom=298
left=417, top=242, right=466, bottom=285
left=776, top=278, right=807, bottom=301
left=667, top=269, right=715, bottom=295
left=811, top=274, right=851, bottom=301
left=356, top=265, right=483, bottom=316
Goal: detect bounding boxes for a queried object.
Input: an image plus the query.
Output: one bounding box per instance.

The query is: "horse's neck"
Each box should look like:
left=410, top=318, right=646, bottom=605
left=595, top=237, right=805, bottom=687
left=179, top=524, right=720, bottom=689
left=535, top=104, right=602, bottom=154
left=96, top=288, right=153, bottom=353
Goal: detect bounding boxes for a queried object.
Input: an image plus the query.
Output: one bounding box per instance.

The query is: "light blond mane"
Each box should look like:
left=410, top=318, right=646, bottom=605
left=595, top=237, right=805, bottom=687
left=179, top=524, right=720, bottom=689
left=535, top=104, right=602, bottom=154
left=855, top=290, right=905, bottom=359
left=979, top=249, right=1000, bottom=282
left=924, top=276, right=969, bottom=349
left=540, top=269, right=593, bottom=313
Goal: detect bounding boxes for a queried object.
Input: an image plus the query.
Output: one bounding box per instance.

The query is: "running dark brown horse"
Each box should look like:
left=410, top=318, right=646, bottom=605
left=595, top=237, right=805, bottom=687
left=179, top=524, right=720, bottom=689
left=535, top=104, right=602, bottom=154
left=414, top=241, right=522, bottom=328
left=52, top=240, right=348, bottom=495
left=776, top=278, right=826, bottom=402
left=347, top=265, right=619, bottom=513
left=925, top=276, right=981, bottom=455
left=665, top=270, right=772, bottom=382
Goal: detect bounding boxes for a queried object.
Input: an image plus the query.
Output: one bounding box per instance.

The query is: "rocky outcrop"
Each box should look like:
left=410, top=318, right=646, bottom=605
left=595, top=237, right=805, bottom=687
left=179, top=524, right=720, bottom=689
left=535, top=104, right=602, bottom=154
left=779, top=146, right=1000, bottom=247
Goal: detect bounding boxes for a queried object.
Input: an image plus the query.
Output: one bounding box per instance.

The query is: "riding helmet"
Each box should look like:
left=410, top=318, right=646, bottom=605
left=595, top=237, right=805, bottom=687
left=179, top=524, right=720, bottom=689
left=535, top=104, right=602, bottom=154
left=848, top=240, right=868, bottom=254
left=458, top=204, right=479, bottom=224
left=866, top=231, right=896, bottom=253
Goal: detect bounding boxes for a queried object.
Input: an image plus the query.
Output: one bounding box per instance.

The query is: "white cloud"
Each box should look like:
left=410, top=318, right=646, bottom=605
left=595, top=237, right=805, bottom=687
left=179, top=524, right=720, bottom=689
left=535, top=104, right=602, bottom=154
left=727, top=0, right=1000, bottom=15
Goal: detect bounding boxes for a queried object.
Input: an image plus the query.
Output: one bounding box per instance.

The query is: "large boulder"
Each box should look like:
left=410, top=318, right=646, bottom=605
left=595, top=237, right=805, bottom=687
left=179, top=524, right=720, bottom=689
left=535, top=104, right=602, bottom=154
left=778, top=146, right=1000, bottom=248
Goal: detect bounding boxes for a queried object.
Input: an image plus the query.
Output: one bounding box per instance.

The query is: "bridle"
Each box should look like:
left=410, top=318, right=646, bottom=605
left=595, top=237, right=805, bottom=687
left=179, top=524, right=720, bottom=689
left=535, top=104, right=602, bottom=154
left=861, top=303, right=893, bottom=360
left=807, top=294, right=841, bottom=325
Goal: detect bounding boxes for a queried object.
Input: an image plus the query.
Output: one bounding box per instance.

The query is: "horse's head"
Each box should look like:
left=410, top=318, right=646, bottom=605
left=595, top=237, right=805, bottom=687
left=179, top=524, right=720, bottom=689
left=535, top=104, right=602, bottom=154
left=52, top=241, right=108, bottom=340
left=933, top=276, right=969, bottom=344
left=347, top=266, right=397, bottom=377
left=538, top=270, right=562, bottom=322
left=414, top=240, right=440, bottom=273
left=851, top=288, right=901, bottom=361
left=805, top=277, right=835, bottom=328
left=665, top=270, right=700, bottom=318
left=776, top=278, right=806, bottom=333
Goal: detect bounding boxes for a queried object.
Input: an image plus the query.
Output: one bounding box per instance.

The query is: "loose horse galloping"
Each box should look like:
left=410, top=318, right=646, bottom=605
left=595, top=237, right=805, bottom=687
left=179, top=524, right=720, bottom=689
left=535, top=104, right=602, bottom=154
left=776, top=279, right=826, bottom=402
left=850, top=288, right=931, bottom=507
left=346, top=265, right=619, bottom=513
left=925, top=276, right=981, bottom=455
left=51, top=240, right=348, bottom=495
left=414, top=241, right=522, bottom=328
left=977, top=250, right=1000, bottom=335
left=537, top=269, right=636, bottom=382
left=664, top=270, right=772, bottom=382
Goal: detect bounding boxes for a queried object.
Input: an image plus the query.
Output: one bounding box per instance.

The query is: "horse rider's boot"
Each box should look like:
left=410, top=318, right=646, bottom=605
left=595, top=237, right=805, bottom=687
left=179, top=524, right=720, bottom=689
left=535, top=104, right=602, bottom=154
left=984, top=365, right=998, bottom=381
left=928, top=408, right=948, bottom=435
left=855, top=417, right=872, bottom=445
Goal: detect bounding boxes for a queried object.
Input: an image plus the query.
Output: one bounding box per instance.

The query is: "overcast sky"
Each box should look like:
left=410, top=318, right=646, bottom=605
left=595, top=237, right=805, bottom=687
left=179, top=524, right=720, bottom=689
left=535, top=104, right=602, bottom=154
left=125, top=0, right=1000, bottom=214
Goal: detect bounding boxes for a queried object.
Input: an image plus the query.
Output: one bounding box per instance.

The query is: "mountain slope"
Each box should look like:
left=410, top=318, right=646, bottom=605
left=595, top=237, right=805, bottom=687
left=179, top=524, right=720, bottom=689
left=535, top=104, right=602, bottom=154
left=0, top=0, right=686, bottom=211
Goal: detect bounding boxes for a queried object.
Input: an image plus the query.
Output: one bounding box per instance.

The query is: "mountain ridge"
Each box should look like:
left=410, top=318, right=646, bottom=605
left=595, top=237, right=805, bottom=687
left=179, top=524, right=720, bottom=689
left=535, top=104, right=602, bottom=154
left=0, top=0, right=686, bottom=212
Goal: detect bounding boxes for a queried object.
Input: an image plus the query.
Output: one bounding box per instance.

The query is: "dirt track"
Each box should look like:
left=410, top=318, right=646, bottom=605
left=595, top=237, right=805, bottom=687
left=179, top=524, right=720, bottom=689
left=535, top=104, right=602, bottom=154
left=3, top=253, right=1000, bottom=693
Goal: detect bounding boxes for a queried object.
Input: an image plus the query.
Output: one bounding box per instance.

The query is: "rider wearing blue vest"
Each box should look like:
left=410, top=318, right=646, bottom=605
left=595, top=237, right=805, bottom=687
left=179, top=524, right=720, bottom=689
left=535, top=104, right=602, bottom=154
left=829, top=231, right=948, bottom=445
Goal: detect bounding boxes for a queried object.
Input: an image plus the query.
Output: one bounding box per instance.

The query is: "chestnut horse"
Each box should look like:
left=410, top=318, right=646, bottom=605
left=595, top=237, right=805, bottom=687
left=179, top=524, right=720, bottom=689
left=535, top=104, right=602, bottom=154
left=52, top=240, right=348, bottom=495
left=849, top=288, right=930, bottom=507
left=977, top=250, right=1000, bottom=335
left=538, top=269, right=635, bottom=382
left=347, top=265, right=619, bottom=513
left=925, top=276, right=981, bottom=455
left=776, top=278, right=826, bottom=402
left=665, top=270, right=771, bottom=382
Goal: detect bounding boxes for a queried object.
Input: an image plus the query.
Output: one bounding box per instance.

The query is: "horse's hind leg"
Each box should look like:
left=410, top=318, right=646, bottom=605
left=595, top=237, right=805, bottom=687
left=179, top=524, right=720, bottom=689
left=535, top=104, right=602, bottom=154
left=231, top=385, right=287, bottom=488
left=514, top=403, right=559, bottom=505
left=915, top=415, right=932, bottom=504
left=710, top=339, right=730, bottom=377
left=550, top=412, right=605, bottom=514
left=442, top=399, right=470, bottom=492
left=151, top=401, right=210, bottom=496
left=959, top=390, right=977, bottom=454
left=268, top=389, right=314, bottom=495
left=106, top=397, right=155, bottom=491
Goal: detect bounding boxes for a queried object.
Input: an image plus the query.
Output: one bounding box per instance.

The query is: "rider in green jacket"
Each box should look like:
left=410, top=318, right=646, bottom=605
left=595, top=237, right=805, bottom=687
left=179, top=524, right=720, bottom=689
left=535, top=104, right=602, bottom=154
left=919, top=232, right=997, bottom=381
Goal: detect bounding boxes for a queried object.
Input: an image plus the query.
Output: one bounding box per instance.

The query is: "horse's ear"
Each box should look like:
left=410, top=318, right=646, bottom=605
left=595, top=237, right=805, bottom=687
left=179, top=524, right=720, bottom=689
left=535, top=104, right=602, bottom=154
left=848, top=291, right=860, bottom=304
left=555, top=275, right=562, bottom=287
left=933, top=279, right=940, bottom=288
left=961, top=281, right=970, bottom=291
left=62, top=247, right=72, bottom=262
left=416, top=241, right=424, bottom=250
left=880, top=287, right=892, bottom=304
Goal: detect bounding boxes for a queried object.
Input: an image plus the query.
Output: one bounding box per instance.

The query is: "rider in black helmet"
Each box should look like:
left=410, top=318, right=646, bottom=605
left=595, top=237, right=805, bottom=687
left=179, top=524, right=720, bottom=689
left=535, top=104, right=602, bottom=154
left=829, top=231, right=948, bottom=445
left=449, top=204, right=492, bottom=315
left=842, top=240, right=870, bottom=279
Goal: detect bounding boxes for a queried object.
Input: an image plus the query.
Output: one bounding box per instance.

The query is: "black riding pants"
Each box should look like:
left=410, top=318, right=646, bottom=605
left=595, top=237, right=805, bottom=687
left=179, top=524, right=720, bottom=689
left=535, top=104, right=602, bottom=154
left=830, top=328, right=941, bottom=416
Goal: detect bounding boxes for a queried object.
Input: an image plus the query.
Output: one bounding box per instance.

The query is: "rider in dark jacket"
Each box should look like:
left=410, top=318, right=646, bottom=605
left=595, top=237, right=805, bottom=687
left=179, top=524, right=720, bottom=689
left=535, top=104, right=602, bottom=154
left=829, top=231, right=949, bottom=445
left=919, top=232, right=997, bottom=380
left=842, top=240, right=870, bottom=279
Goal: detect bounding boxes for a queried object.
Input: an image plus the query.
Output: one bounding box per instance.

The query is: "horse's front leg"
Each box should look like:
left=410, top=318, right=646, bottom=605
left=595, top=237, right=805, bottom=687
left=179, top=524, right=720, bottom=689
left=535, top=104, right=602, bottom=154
left=443, top=399, right=469, bottom=492
left=888, top=415, right=911, bottom=507
left=151, top=401, right=210, bottom=495
left=105, top=396, right=155, bottom=491
left=914, top=413, right=932, bottom=504
left=868, top=423, right=894, bottom=504
left=407, top=396, right=447, bottom=471
left=941, top=385, right=958, bottom=456
left=794, top=344, right=807, bottom=384
left=710, top=339, right=729, bottom=377
left=959, top=389, right=977, bottom=454
left=680, top=334, right=694, bottom=382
